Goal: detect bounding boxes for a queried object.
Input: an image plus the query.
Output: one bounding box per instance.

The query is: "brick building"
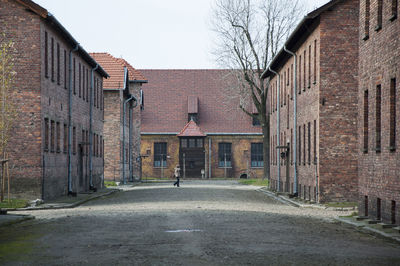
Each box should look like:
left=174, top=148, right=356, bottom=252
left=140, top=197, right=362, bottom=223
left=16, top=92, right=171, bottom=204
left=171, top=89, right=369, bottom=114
left=140, top=70, right=263, bottom=179
left=91, top=53, right=147, bottom=183
left=358, top=0, right=399, bottom=225
left=262, top=0, right=360, bottom=203
left=0, top=0, right=108, bottom=199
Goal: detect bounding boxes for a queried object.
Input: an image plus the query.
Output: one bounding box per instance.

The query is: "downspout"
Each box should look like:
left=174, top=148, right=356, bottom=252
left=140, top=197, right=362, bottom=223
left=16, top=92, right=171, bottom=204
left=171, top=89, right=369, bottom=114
left=284, top=45, right=298, bottom=196
left=89, top=64, right=99, bottom=190
left=122, top=94, right=136, bottom=184
left=269, top=67, right=280, bottom=192
left=68, top=44, right=79, bottom=195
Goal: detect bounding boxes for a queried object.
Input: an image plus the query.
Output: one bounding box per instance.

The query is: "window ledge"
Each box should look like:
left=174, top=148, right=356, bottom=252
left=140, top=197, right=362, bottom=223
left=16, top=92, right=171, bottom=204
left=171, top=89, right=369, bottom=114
left=362, top=34, right=369, bottom=41
left=375, top=147, right=381, bottom=153
left=389, top=14, right=397, bottom=22
left=389, top=146, right=396, bottom=152
left=153, top=166, right=168, bottom=169
left=313, top=81, right=317, bottom=85
left=374, top=25, right=382, bottom=32
left=307, top=84, right=311, bottom=89
left=362, top=148, right=368, bottom=154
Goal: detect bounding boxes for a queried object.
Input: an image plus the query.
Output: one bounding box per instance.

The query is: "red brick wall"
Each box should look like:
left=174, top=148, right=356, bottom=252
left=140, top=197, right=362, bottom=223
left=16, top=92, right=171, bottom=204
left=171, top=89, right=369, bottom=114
left=358, top=0, right=400, bottom=225
left=0, top=0, right=43, bottom=199
left=318, top=0, right=360, bottom=202
left=1, top=0, right=104, bottom=199
left=269, top=0, right=360, bottom=202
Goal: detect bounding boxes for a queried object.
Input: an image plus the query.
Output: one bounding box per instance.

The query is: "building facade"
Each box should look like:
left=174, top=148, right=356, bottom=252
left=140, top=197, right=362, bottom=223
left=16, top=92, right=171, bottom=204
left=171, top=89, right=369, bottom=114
left=358, top=0, right=399, bottom=225
left=263, top=0, right=360, bottom=203
left=91, top=53, right=146, bottom=182
left=140, top=70, right=263, bottom=179
left=0, top=0, right=108, bottom=199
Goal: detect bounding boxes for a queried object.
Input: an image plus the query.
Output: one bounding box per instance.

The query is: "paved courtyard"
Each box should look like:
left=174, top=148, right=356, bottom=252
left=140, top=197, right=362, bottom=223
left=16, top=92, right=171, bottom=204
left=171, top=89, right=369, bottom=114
left=1, top=180, right=400, bottom=265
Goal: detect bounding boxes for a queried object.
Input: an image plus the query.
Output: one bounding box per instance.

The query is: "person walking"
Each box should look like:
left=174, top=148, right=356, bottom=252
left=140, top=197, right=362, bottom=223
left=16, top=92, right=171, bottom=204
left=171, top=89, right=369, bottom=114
left=173, top=165, right=181, bottom=187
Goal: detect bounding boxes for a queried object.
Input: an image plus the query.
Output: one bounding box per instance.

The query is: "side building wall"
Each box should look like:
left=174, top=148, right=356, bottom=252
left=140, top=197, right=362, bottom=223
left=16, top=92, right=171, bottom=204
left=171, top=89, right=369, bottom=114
left=141, top=135, right=263, bottom=179
left=358, top=0, right=400, bottom=225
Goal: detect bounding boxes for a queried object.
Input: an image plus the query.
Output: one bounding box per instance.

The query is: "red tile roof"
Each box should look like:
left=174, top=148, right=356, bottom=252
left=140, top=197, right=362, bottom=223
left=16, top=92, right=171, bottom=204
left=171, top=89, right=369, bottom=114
left=177, top=120, right=206, bottom=137
left=140, top=70, right=262, bottom=134
left=90, top=53, right=146, bottom=89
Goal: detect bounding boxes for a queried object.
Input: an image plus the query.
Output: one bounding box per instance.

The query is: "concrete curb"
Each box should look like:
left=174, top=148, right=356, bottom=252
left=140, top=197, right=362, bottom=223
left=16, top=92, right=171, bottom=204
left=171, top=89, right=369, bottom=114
left=335, top=217, right=400, bottom=244
left=7, top=189, right=120, bottom=212
left=0, top=214, right=35, bottom=227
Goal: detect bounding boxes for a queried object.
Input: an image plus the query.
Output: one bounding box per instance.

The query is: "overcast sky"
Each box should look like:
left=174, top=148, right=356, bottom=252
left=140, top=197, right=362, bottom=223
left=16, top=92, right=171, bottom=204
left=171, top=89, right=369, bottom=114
left=34, top=0, right=330, bottom=69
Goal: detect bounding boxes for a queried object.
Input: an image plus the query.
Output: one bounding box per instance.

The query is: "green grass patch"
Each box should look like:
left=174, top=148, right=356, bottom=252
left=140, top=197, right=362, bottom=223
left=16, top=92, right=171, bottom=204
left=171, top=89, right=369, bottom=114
left=104, top=181, right=117, bottom=187
left=238, top=179, right=269, bottom=187
left=325, top=202, right=358, bottom=208
left=0, top=199, right=29, bottom=209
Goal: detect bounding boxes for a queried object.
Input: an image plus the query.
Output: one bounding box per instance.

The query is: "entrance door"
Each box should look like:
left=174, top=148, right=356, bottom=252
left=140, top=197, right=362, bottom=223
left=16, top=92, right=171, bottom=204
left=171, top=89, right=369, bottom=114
left=179, top=137, right=205, bottom=178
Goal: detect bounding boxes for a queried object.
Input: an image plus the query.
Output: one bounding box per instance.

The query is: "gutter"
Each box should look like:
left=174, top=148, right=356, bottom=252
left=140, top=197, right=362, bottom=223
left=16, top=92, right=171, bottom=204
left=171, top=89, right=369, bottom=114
left=68, top=44, right=79, bottom=196
left=268, top=67, right=281, bottom=192
left=122, top=94, right=137, bottom=184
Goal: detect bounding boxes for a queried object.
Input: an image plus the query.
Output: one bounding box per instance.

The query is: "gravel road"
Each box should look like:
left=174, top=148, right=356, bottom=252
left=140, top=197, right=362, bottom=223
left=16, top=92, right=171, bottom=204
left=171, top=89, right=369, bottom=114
left=1, top=180, right=400, bottom=265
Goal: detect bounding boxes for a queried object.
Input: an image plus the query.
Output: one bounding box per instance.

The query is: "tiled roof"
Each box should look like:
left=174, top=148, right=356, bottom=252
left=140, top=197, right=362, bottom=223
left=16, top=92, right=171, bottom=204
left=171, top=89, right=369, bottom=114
left=90, top=53, right=146, bottom=89
left=177, top=120, right=206, bottom=137
left=140, top=70, right=262, bottom=134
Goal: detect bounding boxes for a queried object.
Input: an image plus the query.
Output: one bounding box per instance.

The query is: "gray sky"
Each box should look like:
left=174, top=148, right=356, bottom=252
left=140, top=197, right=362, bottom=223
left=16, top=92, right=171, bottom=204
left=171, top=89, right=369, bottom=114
left=34, top=0, right=330, bottom=69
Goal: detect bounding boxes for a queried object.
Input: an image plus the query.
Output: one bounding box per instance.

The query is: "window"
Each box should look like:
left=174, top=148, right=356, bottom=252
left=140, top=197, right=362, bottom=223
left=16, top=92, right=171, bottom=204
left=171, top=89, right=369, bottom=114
left=189, top=138, right=196, bottom=148
left=253, top=116, right=261, bottom=126
left=308, top=122, right=311, bottom=165
left=363, top=90, right=369, bottom=153
left=64, top=50, right=67, bottom=89
left=44, top=118, right=49, bottom=151
left=313, top=120, right=317, bottom=164
left=376, top=0, right=383, bottom=31
left=303, top=50, right=306, bottom=91
left=86, top=69, right=89, bottom=102
left=85, top=130, right=89, bottom=155
left=290, top=129, right=293, bottom=165
left=51, top=37, right=54, bottom=82
left=94, top=78, right=97, bottom=107
left=298, top=126, right=301, bottom=165
left=364, top=0, right=370, bottom=39
left=73, top=58, right=76, bottom=95
left=44, top=31, right=48, bottom=78
left=57, top=43, right=60, bottom=85
left=82, top=66, right=85, bottom=100
left=63, top=124, right=68, bottom=153
left=50, top=120, right=55, bottom=152
left=291, top=63, right=294, bottom=99
left=303, top=124, right=306, bottom=165
left=56, top=122, right=60, bottom=152
left=181, top=138, right=187, bottom=148
left=308, top=45, right=311, bottom=88
left=390, top=78, right=396, bottom=151
left=391, top=0, right=398, bottom=20
left=79, top=63, right=81, bottom=98
left=314, top=40, right=317, bottom=83
left=82, top=129, right=85, bottom=155
left=298, top=55, right=302, bottom=94
left=251, top=143, right=263, bottom=167
left=73, top=126, right=76, bottom=154
left=218, top=143, right=232, bottom=167
left=376, top=85, right=381, bottom=152
left=197, top=138, right=203, bottom=148
left=100, top=136, right=103, bottom=158
left=154, top=142, right=167, bottom=167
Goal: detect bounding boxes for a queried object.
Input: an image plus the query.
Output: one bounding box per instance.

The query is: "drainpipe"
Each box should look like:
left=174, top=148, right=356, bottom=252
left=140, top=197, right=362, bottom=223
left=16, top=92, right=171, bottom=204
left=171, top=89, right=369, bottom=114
left=68, top=44, right=79, bottom=195
left=269, top=67, right=280, bottom=192
left=128, top=97, right=138, bottom=181
left=122, top=94, right=136, bottom=185
left=89, top=64, right=99, bottom=190
left=284, top=46, right=298, bottom=196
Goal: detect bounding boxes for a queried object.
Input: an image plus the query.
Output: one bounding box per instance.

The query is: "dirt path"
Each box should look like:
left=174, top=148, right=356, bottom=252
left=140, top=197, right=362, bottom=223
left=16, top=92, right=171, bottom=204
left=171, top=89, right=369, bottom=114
left=1, top=181, right=400, bottom=265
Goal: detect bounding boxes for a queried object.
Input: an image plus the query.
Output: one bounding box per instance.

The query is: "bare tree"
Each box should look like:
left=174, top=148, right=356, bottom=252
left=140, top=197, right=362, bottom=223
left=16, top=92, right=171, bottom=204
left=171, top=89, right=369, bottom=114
left=0, top=34, right=17, bottom=201
left=211, top=0, right=303, bottom=181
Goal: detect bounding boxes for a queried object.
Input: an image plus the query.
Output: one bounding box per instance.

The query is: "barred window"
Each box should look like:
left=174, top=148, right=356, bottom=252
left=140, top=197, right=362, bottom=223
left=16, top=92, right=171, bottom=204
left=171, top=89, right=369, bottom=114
left=154, top=142, right=167, bottom=167
left=44, top=118, right=49, bottom=151
left=376, top=85, right=381, bottom=152
left=390, top=78, right=396, bottom=151
left=251, top=143, right=263, bottom=168
left=218, top=143, right=232, bottom=167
